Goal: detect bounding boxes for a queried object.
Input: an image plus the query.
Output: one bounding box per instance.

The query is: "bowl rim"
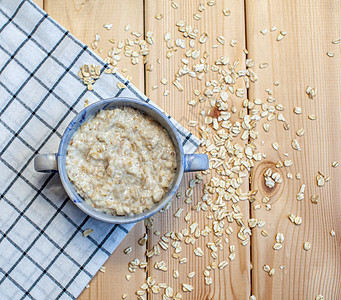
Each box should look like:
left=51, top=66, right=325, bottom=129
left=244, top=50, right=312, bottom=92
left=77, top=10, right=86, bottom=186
left=57, top=97, right=185, bottom=224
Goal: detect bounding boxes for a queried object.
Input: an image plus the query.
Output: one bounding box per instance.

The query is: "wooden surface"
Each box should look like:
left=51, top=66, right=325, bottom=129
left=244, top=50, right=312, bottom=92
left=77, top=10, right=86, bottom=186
left=246, top=1, right=341, bottom=299
left=145, top=1, right=250, bottom=300
left=34, top=0, right=340, bottom=299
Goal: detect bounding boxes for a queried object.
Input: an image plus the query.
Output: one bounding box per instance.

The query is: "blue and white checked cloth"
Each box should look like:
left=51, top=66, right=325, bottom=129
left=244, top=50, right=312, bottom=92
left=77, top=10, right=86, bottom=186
left=0, top=0, right=200, bottom=298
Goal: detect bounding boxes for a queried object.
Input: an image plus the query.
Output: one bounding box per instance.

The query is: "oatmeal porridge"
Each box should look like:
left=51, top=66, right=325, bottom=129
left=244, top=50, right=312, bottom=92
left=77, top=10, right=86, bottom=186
left=66, top=106, right=177, bottom=215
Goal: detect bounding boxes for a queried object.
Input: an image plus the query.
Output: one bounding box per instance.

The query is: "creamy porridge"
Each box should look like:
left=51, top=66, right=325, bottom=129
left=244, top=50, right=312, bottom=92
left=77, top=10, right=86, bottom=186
left=66, top=107, right=177, bottom=215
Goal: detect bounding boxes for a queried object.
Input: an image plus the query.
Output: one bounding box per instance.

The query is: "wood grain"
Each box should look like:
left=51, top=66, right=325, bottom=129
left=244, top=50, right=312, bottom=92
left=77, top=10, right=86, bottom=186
left=144, top=1, right=250, bottom=299
left=44, top=0, right=144, bottom=90
left=246, top=0, right=341, bottom=299
left=34, top=0, right=44, bottom=9
left=32, top=0, right=341, bottom=299
left=42, top=1, right=146, bottom=299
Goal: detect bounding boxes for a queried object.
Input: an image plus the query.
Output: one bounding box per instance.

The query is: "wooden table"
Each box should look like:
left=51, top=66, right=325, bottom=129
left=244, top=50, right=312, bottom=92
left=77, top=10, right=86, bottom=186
left=34, top=1, right=340, bottom=299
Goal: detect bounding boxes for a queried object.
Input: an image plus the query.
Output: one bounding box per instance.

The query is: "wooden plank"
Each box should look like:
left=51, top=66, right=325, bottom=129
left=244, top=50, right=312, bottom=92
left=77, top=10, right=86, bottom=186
left=144, top=1, right=250, bottom=299
left=44, top=0, right=144, bottom=90
left=43, top=1, right=146, bottom=299
left=32, top=1, right=341, bottom=298
left=33, top=0, right=44, bottom=10
left=246, top=0, right=341, bottom=299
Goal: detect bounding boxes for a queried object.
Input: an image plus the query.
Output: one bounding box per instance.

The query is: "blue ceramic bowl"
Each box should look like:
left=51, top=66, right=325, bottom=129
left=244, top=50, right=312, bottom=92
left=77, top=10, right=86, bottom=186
left=34, top=97, right=209, bottom=224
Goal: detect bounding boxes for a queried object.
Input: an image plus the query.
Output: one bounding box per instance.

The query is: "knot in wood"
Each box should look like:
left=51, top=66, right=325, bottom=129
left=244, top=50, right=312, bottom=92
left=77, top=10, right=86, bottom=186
left=252, top=161, right=285, bottom=203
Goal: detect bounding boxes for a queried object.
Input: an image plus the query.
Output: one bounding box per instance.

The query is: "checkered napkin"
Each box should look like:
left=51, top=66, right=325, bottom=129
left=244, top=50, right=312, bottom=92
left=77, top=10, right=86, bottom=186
left=0, top=0, right=200, bottom=299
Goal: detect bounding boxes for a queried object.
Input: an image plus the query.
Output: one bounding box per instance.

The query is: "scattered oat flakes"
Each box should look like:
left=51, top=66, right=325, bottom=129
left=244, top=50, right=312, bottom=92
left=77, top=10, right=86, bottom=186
left=264, top=168, right=282, bottom=188
left=291, top=139, right=301, bottom=151
left=138, top=233, right=147, bottom=246
left=193, top=13, right=201, bottom=20
left=277, top=33, right=285, bottom=41
left=296, top=128, right=305, bottom=136
left=171, top=1, right=179, bottom=9
left=263, top=264, right=270, bottom=272
left=217, top=36, right=226, bottom=45
left=182, top=283, right=193, bottom=292
left=114, top=14, right=335, bottom=294
left=306, top=86, right=317, bottom=99
left=316, top=174, right=325, bottom=187
left=303, top=241, right=311, bottom=251
left=117, top=82, right=126, bottom=89
left=284, top=160, right=293, bottom=167
left=310, top=194, right=319, bottom=204
left=294, top=216, right=302, bottom=225
left=188, top=120, right=198, bottom=127
left=103, top=24, right=112, bottom=30
left=276, top=233, right=284, bottom=243
left=154, top=260, right=168, bottom=271
left=293, top=107, right=302, bottom=114
left=78, top=64, right=101, bottom=90
left=263, top=122, right=270, bottom=132
left=187, top=271, right=195, bottom=278
left=218, top=261, right=228, bottom=270
left=272, top=142, right=279, bottom=151
left=194, top=247, right=204, bottom=257
left=296, top=184, right=306, bottom=201
left=124, top=246, right=132, bottom=255
left=165, top=287, right=173, bottom=297
left=222, top=8, right=231, bottom=16
left=174, top=208, right=184, bottom=218
left=82, top=228, right=93, bottom=237
left=230, top=39, right=238, bottom=47
left=273, top=243, right=282, bottom=250
left=99, top=266, right=106, bottom=273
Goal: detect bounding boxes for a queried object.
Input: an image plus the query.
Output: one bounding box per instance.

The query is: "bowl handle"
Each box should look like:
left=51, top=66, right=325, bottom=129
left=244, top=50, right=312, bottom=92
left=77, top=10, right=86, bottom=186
left=184, top=154, right=209, bottom=172
left=34, top=153, right=58, bottom=173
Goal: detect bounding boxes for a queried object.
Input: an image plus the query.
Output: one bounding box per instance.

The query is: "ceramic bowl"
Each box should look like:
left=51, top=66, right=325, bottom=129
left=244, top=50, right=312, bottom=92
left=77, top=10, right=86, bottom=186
left=34, top=97, right=209, bottom=224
